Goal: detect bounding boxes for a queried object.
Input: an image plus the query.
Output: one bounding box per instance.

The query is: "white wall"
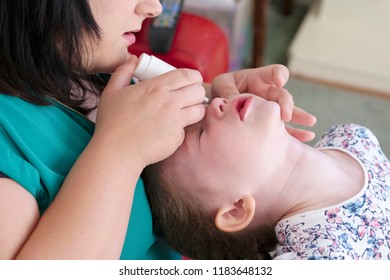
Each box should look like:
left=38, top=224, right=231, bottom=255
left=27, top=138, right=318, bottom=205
left=288, top=0, right=390, bottom=95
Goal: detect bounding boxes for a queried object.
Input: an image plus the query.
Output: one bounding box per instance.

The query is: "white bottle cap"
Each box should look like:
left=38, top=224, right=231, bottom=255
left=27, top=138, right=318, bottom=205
left=134, top=53, right=176, bottom=81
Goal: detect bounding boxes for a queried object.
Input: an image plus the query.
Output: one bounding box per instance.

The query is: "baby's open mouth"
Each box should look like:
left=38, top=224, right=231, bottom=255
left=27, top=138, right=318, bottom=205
left=235, top=96, right=253, bottom=121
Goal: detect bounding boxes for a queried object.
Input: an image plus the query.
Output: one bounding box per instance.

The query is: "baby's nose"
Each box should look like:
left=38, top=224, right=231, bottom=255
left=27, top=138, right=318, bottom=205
left=208, top=98, right=227, bottom=120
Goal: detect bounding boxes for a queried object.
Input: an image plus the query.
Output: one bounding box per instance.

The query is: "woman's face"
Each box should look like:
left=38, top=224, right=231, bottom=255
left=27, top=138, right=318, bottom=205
left=162, top=94, right=286, bottom=205
left=86, top=0, right=162, bottom=73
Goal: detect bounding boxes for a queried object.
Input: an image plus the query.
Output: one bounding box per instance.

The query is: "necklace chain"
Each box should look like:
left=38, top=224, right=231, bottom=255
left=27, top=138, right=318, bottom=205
left=48, top=97, right=92, bottom=122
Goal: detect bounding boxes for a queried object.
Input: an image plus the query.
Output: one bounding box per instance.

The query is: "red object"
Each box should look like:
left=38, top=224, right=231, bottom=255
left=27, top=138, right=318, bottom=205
left=128, top=12, right=229, bottom=83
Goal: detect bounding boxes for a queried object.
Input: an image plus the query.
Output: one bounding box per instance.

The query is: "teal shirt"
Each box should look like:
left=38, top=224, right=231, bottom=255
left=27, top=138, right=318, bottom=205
left=0, top=94, right=180, bottom=260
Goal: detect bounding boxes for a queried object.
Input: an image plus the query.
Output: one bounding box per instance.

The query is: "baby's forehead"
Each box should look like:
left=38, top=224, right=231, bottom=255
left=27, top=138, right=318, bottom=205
left=160, top=155, right=197, bottom=190
left=160, top=149, right=187, bottom=177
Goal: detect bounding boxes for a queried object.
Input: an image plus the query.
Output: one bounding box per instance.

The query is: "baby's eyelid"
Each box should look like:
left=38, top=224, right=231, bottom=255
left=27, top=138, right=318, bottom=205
left=199, top=127, right=204, bottom=139
left=197, top=127, right=204, bottom=150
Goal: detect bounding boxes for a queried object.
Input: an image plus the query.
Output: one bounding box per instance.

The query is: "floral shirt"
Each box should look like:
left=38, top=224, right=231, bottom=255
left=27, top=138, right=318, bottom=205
left=274, top=124, right=390, bottom=260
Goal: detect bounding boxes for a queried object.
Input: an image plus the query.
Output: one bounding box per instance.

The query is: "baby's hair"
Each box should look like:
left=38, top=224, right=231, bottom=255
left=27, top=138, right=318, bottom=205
left=0, top=0, right=105, bottom=114
left=142, top=163, right=278, bottom=260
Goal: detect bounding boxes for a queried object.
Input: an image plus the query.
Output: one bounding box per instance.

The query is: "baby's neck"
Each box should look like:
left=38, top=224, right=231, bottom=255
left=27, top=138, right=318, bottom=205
left=254, top=135, right=364, bottom=225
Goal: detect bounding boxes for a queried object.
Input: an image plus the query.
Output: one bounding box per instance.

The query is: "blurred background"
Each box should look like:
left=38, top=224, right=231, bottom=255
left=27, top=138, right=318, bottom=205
left=263, top=0, right=390, bottom=156
left=133, top=0, right=390, bottom=156
left=184, top=0, right=390, bottom=156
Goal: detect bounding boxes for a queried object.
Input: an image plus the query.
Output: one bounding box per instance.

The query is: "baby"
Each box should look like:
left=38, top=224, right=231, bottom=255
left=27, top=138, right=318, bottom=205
left=143, top=93, right=390, bottom=260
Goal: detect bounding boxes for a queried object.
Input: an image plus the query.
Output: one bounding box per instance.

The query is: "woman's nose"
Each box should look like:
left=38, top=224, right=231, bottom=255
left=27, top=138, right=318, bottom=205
left=208, top=98, right=227, bottom=120
left=136, top=0, right=163, bottom=18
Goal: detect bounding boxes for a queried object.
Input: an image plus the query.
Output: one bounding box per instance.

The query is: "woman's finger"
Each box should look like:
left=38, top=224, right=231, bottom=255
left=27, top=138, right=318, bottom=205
left=285, top=124, right=316, bottom=142
left=151, top=68, right=204, bottom=91
left=290, top=107, right=317, bottom=127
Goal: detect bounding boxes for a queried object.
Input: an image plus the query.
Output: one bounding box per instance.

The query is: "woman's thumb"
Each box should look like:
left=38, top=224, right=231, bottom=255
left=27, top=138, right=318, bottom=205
left=211, top=74, right=240, bottom=99
left=105, top=55, right=139, bottom=92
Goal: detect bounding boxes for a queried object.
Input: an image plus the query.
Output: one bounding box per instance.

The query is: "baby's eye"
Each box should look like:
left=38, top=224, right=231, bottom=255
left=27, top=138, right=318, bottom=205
left=199, top=127, right=204, bottom=139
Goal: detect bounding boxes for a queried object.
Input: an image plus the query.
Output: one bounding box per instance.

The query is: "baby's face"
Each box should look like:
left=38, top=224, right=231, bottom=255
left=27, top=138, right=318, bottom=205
left=161, top=94, right=286, bottom=205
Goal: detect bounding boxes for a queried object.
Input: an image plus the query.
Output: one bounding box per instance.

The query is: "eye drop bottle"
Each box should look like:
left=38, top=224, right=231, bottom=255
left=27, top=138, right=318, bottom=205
left=133, top=53, right=209, bottom=104
left=134, top=53, right=176, bottom=81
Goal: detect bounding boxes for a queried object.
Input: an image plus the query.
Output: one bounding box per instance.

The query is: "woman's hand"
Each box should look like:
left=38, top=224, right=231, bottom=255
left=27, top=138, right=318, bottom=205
left=209, top=65, right=317, bottom=142
left=95, top=55, right=207, bottom=168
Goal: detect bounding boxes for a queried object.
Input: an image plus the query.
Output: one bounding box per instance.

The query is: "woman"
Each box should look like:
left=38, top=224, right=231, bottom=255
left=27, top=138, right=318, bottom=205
left=0, top=0, right=314, bottom=259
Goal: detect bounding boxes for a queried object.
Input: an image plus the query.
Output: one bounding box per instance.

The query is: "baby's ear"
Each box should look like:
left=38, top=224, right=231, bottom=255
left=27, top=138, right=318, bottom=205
left=215, top=195, right=256, bottom=233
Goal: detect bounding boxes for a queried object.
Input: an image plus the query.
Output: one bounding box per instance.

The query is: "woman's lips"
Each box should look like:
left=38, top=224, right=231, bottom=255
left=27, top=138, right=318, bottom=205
left=123, top=32, right=136, bottom=46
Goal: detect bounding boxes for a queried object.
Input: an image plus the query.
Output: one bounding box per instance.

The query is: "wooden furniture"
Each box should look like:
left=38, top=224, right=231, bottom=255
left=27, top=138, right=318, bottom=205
left=252, top=0, right=295, bottom=67
left=252, top=0, right=268, bottom=67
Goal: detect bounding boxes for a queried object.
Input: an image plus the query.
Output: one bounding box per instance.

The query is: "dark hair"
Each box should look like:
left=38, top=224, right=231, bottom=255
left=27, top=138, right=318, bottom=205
left=0, top=0, right=105, bottom=114
left=142, top=164, right=278, bottom=260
